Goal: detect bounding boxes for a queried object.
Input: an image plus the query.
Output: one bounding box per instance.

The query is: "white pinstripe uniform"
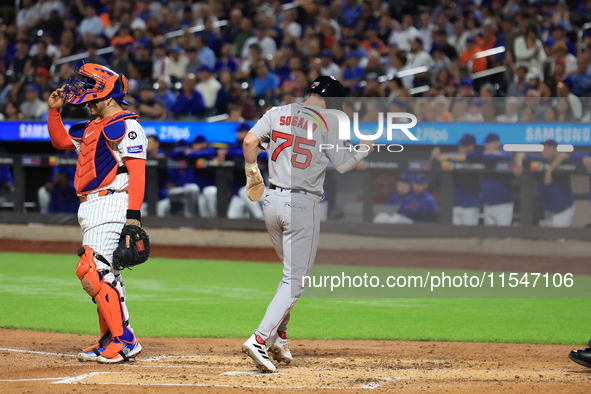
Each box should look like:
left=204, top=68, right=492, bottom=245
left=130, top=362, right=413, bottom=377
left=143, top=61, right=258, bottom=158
left=71, top=119, right=148, bottom=324
left=249, top=103, right=362, bottom=342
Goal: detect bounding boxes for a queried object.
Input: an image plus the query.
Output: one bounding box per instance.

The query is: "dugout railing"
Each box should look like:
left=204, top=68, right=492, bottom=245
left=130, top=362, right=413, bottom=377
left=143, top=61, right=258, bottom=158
left=1, top=154, right=590, bottom=235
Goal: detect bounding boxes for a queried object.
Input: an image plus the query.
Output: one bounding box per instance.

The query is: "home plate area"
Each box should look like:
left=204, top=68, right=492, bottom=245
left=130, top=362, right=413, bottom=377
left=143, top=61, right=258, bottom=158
left=53, top=353, right=586, bottom=391
left=0, top=331, right=587, bottom=393
left=62, top=355, right=402, bottom=389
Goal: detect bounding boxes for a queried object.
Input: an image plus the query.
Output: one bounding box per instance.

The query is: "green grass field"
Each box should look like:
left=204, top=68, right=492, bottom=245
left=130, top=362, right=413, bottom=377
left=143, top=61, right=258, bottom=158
left=0, top=252, right=588, bottom=345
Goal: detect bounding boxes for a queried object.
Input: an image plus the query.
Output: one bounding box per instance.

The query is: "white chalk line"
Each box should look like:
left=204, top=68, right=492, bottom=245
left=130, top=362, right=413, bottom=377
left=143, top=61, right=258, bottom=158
left=51, top=372, right=111, bottom=384
left=48, top=371, right=403, bottom=390
left=55, top=380, right=396, bottom=390
left=64, top=363, right=227, bottom=369
left=0, top=377, right=66, bottom=382
left=0, top=347, right=76, bottom=358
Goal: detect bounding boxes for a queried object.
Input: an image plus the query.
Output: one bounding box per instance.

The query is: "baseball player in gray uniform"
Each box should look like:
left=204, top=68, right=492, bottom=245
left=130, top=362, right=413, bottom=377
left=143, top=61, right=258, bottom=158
left=240, top=76, right=374, bottom=372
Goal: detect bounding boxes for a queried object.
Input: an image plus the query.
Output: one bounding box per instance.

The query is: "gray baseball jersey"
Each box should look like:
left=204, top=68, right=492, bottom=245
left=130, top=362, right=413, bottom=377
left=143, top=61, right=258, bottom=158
left=248, top=102, right=366, bottom=345
left=249, top=103, right=356, bottom=194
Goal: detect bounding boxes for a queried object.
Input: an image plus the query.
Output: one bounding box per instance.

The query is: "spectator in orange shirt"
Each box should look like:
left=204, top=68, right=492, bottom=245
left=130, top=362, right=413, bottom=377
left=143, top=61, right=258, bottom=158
left=110, top=23, right=135, bottom=47
left=475, top=20, right=496, bottom=51
left=460, top=36, right=486, bottom=73
left=361, top=24, right=386, bottom=55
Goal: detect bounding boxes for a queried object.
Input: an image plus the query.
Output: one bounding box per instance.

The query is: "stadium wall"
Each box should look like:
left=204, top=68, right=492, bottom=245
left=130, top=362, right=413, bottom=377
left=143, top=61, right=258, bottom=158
left=0, top=223, right=588, bottom=258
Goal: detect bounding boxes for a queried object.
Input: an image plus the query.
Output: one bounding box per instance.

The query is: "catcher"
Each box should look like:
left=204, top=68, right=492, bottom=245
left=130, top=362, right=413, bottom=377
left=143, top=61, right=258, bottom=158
left=47, top=60, right=150, bottom=363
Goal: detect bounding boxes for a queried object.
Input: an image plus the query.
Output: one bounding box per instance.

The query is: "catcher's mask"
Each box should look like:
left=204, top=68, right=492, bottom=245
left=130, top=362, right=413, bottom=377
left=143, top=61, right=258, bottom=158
left=307, top=75, right=347, bottom=110
left=63, top=60, right=130, bottom=105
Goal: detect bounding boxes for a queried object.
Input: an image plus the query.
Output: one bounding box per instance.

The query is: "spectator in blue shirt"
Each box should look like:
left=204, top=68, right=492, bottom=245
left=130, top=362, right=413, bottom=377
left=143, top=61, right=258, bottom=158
left=250, top=60, right=279, bottom=99
left=170, top=74, right=205, bottom=119
left=341, top=52, right=365, bottom=90
left=342, top=0, right=362, bottom=26
left=514, top=139, right=574, bottom=227
left=195, top=35, right=216, bottom=70
left=215, top=43, right=240, bottom=73
left=154, top=76, right=176, bottom=111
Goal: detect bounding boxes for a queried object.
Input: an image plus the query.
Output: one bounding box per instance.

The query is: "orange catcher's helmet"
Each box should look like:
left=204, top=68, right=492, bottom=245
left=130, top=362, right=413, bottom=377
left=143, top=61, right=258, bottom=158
left=63, top=60, right=130, bottom=105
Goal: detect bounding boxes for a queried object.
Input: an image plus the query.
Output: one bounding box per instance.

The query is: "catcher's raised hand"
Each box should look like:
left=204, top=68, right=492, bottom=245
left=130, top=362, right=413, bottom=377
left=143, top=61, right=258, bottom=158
left=48, top=87, right=66, bottom=110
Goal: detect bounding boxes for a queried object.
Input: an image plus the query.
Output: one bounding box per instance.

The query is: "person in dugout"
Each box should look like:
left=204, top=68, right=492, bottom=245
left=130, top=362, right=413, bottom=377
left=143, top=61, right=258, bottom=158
left=375, top=173, right=438, bottom=224
left=171, top=135, right=217, bottom=217
left=514, top=139, right=575, bottom=228
left=431, top=133, right=482, bottom=226
left=432, top=133, right=514, bottom=226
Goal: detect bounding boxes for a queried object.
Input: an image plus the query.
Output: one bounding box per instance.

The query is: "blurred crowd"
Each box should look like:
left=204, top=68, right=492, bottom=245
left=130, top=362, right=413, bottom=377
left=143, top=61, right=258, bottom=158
left=2, top=0, right=591, bottom=226
left=0, top=0, right=590, bottom=122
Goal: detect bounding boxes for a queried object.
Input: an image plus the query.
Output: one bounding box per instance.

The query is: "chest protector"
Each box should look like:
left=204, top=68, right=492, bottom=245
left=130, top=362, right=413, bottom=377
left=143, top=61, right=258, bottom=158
left=69, top=112, right=139, bottom=194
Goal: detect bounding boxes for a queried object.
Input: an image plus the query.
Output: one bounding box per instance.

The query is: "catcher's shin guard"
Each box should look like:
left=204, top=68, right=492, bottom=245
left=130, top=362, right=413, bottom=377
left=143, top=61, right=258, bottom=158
left=76, top=246, right=125, bottom=338
left=76, top=246, right=102, bottom=297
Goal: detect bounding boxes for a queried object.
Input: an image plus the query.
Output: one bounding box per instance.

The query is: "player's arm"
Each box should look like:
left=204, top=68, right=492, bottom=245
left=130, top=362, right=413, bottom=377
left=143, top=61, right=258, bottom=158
left=544, top=153, right=568, bottom=185
left=120, top=121, right=148, bottom=228
left=242, top=110, right=274, bottom=201
left=513, top=152, right=526, bottom=177
left=47, top=87, right=75, bottom=150
left=243, top=133, right=261, bottom=165
left=332, top=139, right=374, bottom=173
left=124, top=157, right=145, bottom=228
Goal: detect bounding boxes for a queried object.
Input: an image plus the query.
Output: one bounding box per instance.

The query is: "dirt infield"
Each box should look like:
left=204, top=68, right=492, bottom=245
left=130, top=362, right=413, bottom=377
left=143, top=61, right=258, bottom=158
left=0, top=329, right=587, bottom=393
left=1, top=240, right=590, bottom=392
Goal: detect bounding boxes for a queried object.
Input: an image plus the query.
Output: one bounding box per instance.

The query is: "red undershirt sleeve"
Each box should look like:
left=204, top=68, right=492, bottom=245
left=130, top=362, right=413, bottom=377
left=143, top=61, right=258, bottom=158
left=123, top=157, right=145, bottom=211
left=47, top=108, right=76, bottom=150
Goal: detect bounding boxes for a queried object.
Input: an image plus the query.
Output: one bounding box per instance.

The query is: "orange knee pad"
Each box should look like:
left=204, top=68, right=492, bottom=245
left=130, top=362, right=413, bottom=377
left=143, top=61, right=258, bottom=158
left=76, top=246, right=102, bottom=297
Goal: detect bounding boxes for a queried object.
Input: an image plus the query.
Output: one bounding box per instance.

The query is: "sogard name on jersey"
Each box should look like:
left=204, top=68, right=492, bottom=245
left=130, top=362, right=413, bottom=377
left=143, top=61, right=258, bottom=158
left=279, top=115, right=319, bottom=133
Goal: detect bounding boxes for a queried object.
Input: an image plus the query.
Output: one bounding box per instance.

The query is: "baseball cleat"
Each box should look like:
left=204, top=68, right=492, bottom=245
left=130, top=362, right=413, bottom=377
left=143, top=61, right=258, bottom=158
left=77, top=343, right=105, bottom=362
left=97, top=337, right=142, bottom=364
left=242, top=334, right=276, bottom=372
left=269, top=331, right=293, bottom=364
left=569, top=348, right=591, bottom=368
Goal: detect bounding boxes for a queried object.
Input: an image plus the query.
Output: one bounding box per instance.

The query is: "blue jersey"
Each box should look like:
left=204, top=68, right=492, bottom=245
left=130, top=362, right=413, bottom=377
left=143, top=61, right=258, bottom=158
left=466, top=150, right=514, bottom=205
left=49, top=184, right=79, bottom=213
left=168, top=168, right=197, bottom=187
left=186, top=147, right=217, bottom=189
left=448, top=151, right=481, bottom=208
left=48, top=166, right=76, bottom=185
left=570, top=151, right=591, bottom=201
left=568, top=151, right=591, bottom=162
left=385, top=190, right=413, bottom=205
left=0, top=166, right=13, bottom=186
left=527, top=153, right=574, bottom=212
left=398, top=190, right=438, bottom=222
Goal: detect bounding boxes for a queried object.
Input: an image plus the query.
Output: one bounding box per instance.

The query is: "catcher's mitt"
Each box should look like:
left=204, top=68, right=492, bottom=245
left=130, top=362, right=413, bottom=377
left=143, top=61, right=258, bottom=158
left=112, top=225, right=150, bottom=271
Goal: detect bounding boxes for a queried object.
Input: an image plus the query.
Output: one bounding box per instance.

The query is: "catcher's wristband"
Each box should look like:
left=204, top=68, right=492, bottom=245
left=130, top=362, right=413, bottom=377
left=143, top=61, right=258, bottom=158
left=127, top=209, right=142, bottom=224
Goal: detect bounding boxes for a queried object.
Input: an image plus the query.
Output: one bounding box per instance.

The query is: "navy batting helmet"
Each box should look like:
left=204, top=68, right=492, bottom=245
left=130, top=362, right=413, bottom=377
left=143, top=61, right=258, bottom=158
left=307, top=76, right=347, bottom=109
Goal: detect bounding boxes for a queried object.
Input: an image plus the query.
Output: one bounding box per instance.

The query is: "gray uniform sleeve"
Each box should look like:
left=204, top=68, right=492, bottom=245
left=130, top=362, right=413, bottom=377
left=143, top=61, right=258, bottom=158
left=323, top=114, right=367, bottom=173
left=248, top=107, right=277, bottom=150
